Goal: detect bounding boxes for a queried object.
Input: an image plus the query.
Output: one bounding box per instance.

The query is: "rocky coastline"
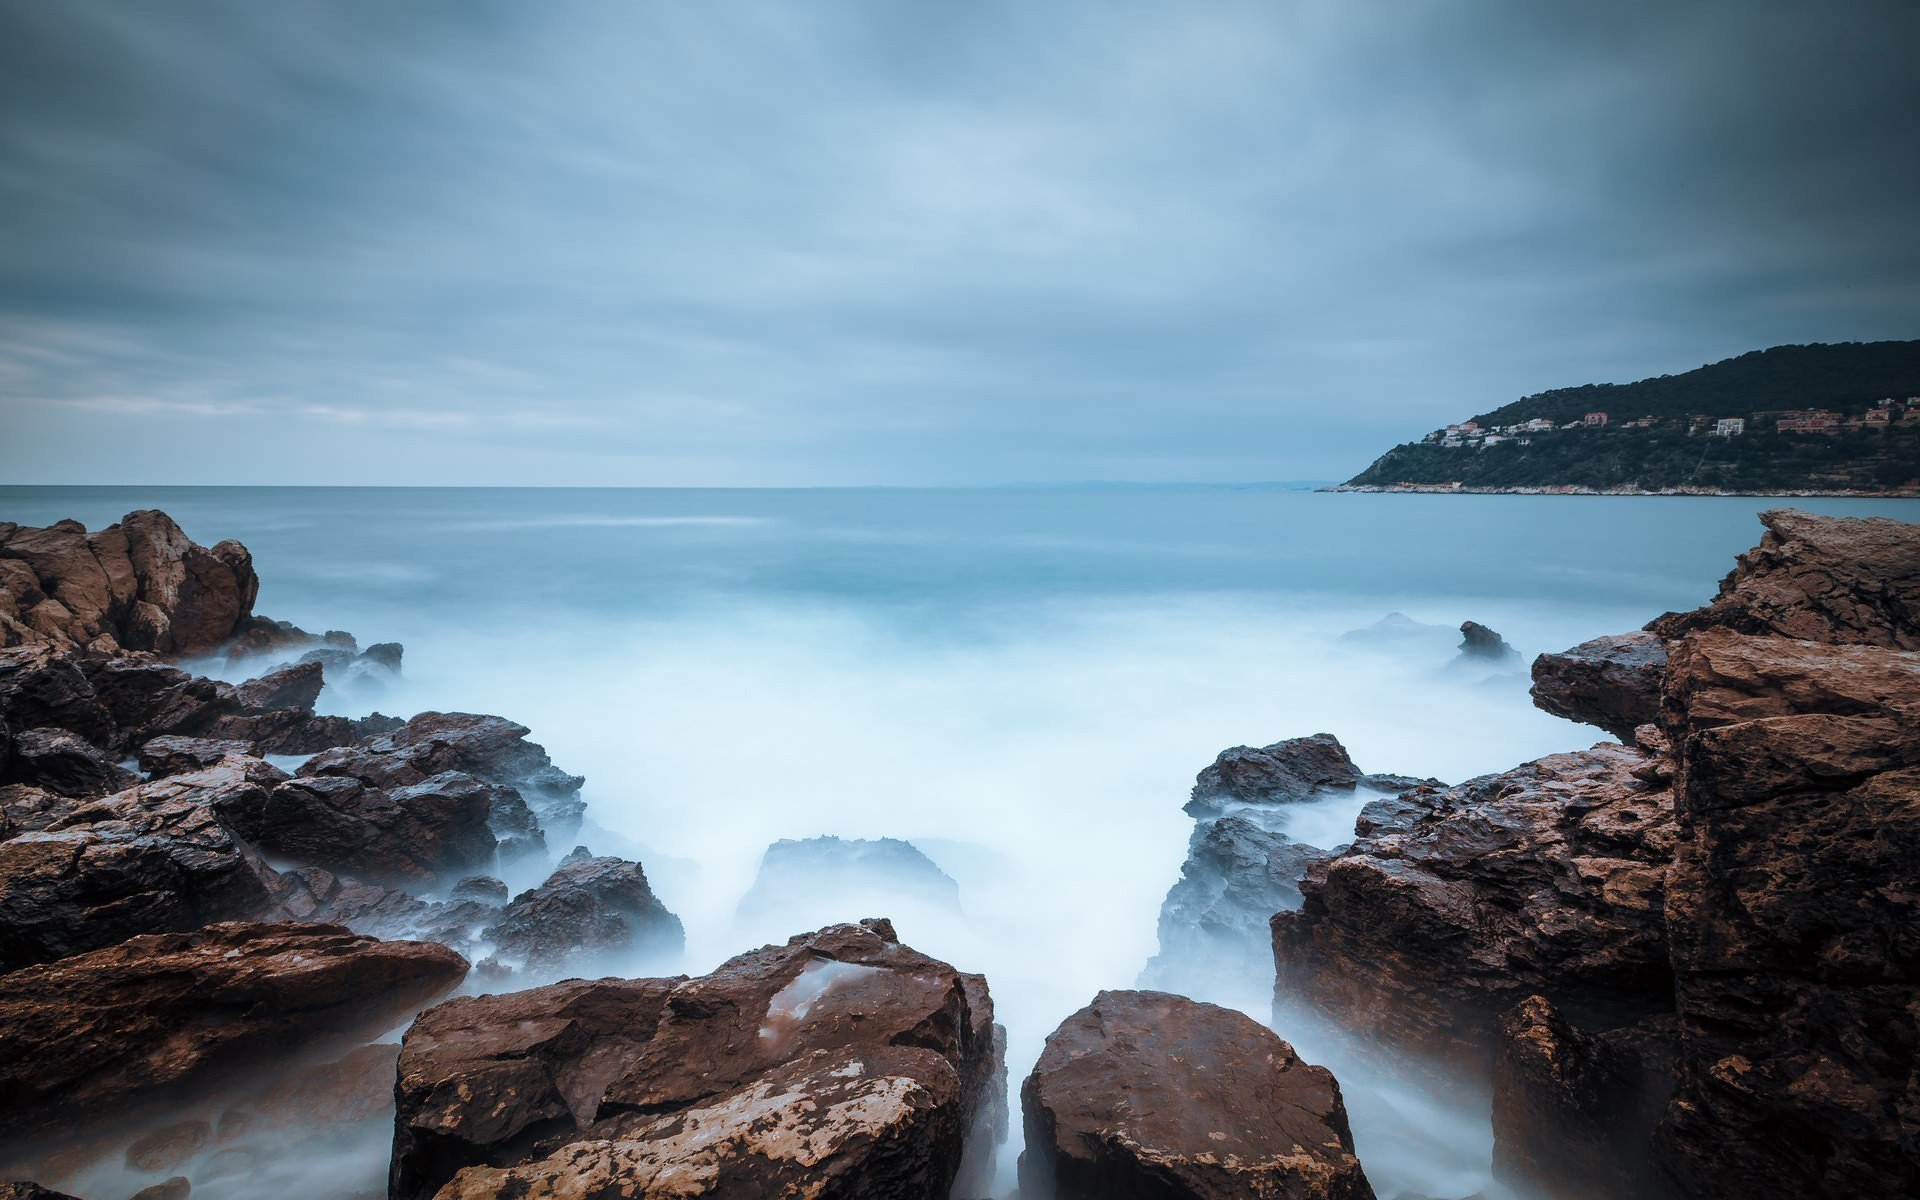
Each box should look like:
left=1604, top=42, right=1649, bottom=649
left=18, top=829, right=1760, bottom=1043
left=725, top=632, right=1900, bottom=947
left=4, top=505, right=1917, bottom=1199
left=1328, top=482, right=1920, bottom=497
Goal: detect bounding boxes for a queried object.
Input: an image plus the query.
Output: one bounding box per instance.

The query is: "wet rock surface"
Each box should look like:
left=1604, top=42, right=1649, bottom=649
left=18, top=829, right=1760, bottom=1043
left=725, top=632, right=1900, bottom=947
left=0, top=921, right=466, bottom=1145
left=1530, top=630, right=1667, bottom=739
left=233, top=768, right=503, bottom=888
left=485, top=852, right=684, bottom=970
left=0, top=511, right=257, bottom=656
left=0, top=758, right=287, bottom=972
left=0, top=726, right=138, bottom=798
left=393, top=919, right=1002, bottom=1200
left=1271, top=509, right=1920, bottom=1199
left=1020, top=989, right=1375, bottom=1200
left=1186, top=732, right=1432, bottom=817
left=300, top=711, right=582, bottom=855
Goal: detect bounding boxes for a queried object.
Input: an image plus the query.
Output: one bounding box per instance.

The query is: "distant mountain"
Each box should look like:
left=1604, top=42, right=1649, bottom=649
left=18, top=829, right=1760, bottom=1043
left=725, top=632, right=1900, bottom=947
left=1340, top=340, right=1920, bottom=495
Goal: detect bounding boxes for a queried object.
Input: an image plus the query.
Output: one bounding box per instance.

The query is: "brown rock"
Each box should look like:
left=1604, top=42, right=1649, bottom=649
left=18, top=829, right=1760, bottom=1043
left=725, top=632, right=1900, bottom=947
left=222, top=769, right=501, bottom=888
left=127, top=1179, right=190, bottom=1200
left=0, top=921, right=467, bottom=1147
left=1, top=726, right=139, bottom=798
left=231, top=661, right=325, bottom=712
left=485, top=854, right=684, bottom=971
left=1271, top=743, right=1675, bottom=1066
left=1530, top=630, right=1667, bottom=740
left=1492, top=995, right=1677, bottom=1200
left=136, top=736, right=254, bottom=778
left=1019, top=989, right=1374, bottom=1200
left=0, top=512, right=256, bottom=656
left=392, top=919, right=1001, bottom=1200
left=0, top=1185, right=84, bottom=1200
left=0, top=758, right=285, bottom=972
left=1646, top=507, right=1920, bottom=649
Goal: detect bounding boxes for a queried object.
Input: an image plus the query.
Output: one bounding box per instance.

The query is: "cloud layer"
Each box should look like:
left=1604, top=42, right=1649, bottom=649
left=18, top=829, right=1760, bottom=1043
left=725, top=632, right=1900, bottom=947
left=3, top=0, right=1917, bottom=484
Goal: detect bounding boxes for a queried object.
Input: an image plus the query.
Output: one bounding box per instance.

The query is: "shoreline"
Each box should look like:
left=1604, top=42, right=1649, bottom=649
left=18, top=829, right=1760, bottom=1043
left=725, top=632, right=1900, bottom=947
left=1324, top=482, right=1920, bottom=497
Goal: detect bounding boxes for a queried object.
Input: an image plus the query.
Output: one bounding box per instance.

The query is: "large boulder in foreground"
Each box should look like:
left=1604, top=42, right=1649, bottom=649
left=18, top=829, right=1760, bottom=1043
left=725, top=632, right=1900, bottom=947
left=0, top=511, right=257, bottom=656
left=0, top=921, right=466, bottom=1146
left=1653, top=627, right=1920, bottom=1198
left=393, top=919, right=1002, bottom=1200
left=1020, top=990, right=1373, bottom=1200
left=1530, top=630, right=1667, bottom=740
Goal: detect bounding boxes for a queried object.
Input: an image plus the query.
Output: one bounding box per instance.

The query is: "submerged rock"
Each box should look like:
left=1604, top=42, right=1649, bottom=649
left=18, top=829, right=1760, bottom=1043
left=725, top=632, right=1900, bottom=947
left=485, top=853, right=684, bottom=971
left=0, top=921, right=466, bottom=1146
left=393, top=919, right=1002, bottom=1200
left=1020, top=990, right=1374, bottom=1200
left=737, top=834, right=960, bottom=918
left=1530, top=630, right=1667, bottom=740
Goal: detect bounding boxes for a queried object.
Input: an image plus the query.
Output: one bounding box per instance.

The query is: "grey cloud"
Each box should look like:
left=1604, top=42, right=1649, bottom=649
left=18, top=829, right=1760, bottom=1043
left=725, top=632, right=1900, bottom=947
left=1, top=0, right=1916, bottom=484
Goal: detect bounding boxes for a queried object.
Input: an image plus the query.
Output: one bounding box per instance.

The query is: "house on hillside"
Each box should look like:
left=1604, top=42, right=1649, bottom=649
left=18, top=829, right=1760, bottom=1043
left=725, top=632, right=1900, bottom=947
left=1523, top=417, right=1555, bottom=432
left=1776, top=410, right=1841, bottom=434
left=1714, top=418, right=1746, bottom=436
left=1583, top=412, right=1609, bottom=427
left=1864, top=408, right=1891, bottom=428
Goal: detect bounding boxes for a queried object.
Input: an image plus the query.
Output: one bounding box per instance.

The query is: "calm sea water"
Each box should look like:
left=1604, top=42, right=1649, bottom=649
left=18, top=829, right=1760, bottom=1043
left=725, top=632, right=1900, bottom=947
left=6, top=486, right=1913, bottom=1198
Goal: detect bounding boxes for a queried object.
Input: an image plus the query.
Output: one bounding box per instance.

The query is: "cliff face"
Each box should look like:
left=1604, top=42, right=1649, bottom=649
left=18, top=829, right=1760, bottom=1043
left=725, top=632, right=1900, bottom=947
left=1273, top=509, right=1920, bottom=1199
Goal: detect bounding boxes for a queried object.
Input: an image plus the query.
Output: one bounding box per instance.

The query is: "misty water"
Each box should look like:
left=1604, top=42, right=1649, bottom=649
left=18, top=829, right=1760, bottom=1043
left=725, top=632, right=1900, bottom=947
left=7, top=485, right=1914, bottom=1200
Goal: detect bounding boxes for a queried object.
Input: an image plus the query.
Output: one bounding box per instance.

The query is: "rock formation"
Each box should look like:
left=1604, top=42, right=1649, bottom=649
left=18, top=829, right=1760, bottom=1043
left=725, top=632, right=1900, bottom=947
left=1020, top=990, right=1374, bottom=1200
left=1457, top=619, right=1520, bottom=663
left=485, top=850, right=684, bottom=970
left=1530, top=630, right=1667, bottom=739
left=737, top=834, right=960, bottom=918
left=1271, top=509, right=1920, bottom=1199
left=0, top=921, right=466, bottom=1145
left=1154, top=733, right=1438, bottom=983
left=0, top=512, right=257, bottom=655
left=391, top=919, right=1003, bottom=1200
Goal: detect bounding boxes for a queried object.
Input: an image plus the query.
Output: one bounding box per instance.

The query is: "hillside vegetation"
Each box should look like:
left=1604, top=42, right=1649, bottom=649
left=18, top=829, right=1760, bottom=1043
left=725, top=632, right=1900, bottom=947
left=1344, top=340, right=1920, bottom=494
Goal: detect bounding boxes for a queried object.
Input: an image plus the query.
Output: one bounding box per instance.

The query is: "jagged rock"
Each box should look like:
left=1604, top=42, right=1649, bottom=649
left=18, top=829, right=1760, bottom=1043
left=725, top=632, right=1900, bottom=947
left=1186, top=732, right=1431, bottom=818
left=0, top=759, right=286, bottom=972
left=1493, top=995, right=1678, bottom=1200
left=0, top=645, right=373, bottom=761
left=265, top=866, right=497, bottom=948
left=0, top=1185, right=83, bottom=1200
left=393, top=919, right=1001, bottom=1200
left=301, top=712, right=577, bottom=854
left=1147, top=813, right=1322, bottom=978
left=1653, top=628, right=1920, bottom=1198
left=448, top=875, right=507, bottom=905
left=136, top=735, right=253, bottom=778
left=0, top=727, right=138, bottom=797
left=1020, top=990, right=1374, bottom=1200
left=1646, top=508, right=1920, bottom=649
left=737, top=835, right=960, bottom=918
left=0, top=921, right=466, bottom=1146
left=231, top=661, right=324, bottom=712
left=1458, top=620, right=1520, bottom=663
left=485, top=854, right=683, bottom=970
left=1530, top=630, right=1668, bottom=740
left=0, top=783, right=78, bottom=837
left=1272, top=743, right=1676, bottom=1066
left=127, top=1180, right=190, bottom=1200
left=224, top=768, right=502, bottom=888
left=0, top=511, right=256, bottom=655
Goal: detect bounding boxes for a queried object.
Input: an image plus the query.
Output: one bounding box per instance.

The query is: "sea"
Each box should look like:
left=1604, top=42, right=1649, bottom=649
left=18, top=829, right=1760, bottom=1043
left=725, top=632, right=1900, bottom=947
left=5, top=485, right=1913, bottom=1199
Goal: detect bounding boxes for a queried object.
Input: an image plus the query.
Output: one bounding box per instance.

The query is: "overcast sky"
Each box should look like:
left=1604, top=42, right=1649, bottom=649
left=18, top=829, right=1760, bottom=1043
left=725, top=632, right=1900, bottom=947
left=2, top=0, right=1916, bottom=485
